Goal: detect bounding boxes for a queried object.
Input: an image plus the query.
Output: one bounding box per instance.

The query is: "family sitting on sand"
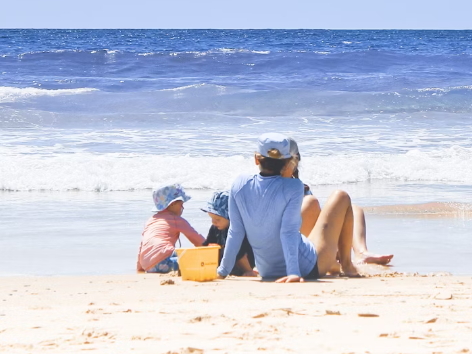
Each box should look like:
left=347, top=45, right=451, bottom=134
left=137, top=133, right=393, bottom=282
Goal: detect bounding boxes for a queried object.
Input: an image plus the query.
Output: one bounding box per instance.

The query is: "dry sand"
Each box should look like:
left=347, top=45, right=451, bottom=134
left=1, top=272, right=472, bottom=354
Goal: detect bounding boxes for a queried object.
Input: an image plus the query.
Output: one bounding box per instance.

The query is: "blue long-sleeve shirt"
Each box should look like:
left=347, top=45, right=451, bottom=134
left=217, top=173, right=317, bottom=279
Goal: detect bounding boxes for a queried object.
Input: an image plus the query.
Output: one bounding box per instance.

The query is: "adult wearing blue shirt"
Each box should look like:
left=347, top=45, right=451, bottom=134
left=217, top=133, right=359, bottom=282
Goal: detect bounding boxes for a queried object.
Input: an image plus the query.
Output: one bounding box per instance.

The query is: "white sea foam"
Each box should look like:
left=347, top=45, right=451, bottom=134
left=156, top=49, right=271, bottom=57
left=417, top=85, right=472, bottom=93
left=249, top=50, right=270, bottom=55
left=159, top=83, right=208, bottom=92
left=2, top=148, right=472, bottom=192
left=0, top=154, right=251, bottom=192
left=90, top=49, right=121, bottom=54
left=210, top=48, right=270, bottom=55
left=300, top=147, right=472, bottom=187
left=17, top=49, right=69, bottom=58
left=159, top=83, right=228, bottom=94
left=0, top=86, right=98, bottom=103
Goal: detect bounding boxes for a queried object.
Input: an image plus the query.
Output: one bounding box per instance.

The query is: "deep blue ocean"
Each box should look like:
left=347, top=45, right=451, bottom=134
left=1, top=30, right=472, bottom=276
left=2, top=29, right=472, bottom=191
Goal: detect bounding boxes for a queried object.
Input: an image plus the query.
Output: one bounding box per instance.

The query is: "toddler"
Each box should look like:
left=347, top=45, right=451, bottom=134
left=201, top=191, right=257, bottom=276
left=137, top=184, right=205, bottom=273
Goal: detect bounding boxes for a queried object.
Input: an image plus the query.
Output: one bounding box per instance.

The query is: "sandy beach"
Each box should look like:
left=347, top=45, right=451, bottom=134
left=3, top=27, right=472, bottom=354
left=1, top=272, right=471, bottom=354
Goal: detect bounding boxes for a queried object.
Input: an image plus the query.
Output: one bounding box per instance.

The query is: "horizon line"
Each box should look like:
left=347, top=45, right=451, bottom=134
left=2, top=28, right=472, bottom=31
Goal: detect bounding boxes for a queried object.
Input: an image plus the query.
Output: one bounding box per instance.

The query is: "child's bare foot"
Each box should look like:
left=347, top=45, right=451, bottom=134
left=241, top=270, right=259, bottom=277
left=356, top=252, right=394, bottom=265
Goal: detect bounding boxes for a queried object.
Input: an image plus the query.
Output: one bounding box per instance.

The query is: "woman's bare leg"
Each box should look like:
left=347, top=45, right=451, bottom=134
left=300, top=195, right=321, bottom=237
left=352, top=205, right=394, bottom=265
left=307, top=190, right=358, bottom=277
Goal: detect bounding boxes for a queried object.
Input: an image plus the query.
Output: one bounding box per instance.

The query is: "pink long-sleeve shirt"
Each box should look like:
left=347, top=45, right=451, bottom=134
left=137, top=210, right=205, bottom=271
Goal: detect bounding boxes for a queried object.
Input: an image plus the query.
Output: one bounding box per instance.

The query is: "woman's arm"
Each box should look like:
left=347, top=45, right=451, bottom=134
left=279, top=181, right=305, bottom=278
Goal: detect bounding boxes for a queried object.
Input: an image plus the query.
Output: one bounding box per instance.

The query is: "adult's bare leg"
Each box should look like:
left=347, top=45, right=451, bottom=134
left=307, top=190, right=358, bottom=277
left=352, top=205, right=394, bottom=265
left=300, top=195, right=321, bottom=237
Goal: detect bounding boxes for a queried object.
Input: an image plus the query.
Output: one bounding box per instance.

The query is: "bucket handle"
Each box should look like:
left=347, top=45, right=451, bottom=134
left=176, top=245, right=220, bottom=260
left=176, top=248, right=187, bottom=260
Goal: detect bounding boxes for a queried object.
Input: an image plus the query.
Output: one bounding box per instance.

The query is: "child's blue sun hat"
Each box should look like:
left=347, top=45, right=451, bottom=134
left=201, top=191, right=229, bottom=220
left=152, top=184, right=191, bottom=212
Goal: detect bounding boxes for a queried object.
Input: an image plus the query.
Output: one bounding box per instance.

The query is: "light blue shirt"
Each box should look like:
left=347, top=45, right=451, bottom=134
left=217, top=174, right=317, bottom=279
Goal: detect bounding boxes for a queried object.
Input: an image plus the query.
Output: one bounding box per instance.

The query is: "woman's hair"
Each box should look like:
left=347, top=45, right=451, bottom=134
left=290, top=152, right=310, bottom=193
left=292, top=152, right=301, bottom=179
left=256, top=152, right=294, bottom=175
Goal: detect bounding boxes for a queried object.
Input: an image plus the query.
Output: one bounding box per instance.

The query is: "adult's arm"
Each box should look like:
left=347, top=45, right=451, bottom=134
left=279, top=181, right=304, bottom=277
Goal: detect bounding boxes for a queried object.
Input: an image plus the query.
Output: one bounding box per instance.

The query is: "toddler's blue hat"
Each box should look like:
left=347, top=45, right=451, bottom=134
left=201, top=191, right=229, bottom=220
left=257, top=133, right=292, bottom=159
left=152, top=183, right=191, bottom=212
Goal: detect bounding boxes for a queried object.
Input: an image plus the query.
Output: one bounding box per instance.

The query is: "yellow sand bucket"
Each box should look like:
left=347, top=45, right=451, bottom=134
left=175, top=245, right=221, bottom=282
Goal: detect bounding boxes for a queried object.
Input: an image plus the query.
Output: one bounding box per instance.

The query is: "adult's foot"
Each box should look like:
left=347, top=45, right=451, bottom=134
left=340, top=262, right=360, bottom=277
left=326, top=261, right=341, bottom=276
left=356, top=252, right=394, bottom=265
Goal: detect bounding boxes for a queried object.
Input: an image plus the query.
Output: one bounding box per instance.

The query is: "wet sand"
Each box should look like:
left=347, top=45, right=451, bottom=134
left=363, top=202, right=472, bottom=218
left=1, top=273, right=472, bottom=354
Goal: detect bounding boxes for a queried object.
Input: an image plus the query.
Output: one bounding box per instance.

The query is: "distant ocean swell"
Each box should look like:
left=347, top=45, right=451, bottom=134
left=2, top=49, right=472, bottom=92
left=2, top=48, right=470, bottom=65
left=2, top=149, right=472, bottom=192
left=2, top=84, right=472, bottom=122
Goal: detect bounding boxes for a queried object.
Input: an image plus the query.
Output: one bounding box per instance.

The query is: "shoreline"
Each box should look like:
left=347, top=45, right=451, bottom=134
left=2, top=188, right=472, bottom=277
left=1, top=273, right=472, bottom=353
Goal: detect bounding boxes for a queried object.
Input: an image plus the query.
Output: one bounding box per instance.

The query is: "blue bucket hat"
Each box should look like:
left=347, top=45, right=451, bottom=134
left=257, top=133, right=291, bottom=159
left=152, top=184, right=191, bottom=212
left=201, top=191, right=229, bottom=220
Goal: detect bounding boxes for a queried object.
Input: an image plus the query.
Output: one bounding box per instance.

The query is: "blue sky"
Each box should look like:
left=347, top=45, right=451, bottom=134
left=1, top=0, right=471, bottom=29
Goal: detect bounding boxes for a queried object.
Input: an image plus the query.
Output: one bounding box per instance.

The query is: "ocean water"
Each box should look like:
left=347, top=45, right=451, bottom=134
left=1, top=29, right=472, bottom=276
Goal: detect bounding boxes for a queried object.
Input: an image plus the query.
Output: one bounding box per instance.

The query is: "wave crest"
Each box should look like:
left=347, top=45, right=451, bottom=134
left=0, top=86, right=98, bottom=103
left=2, top=149, right=472, bottom=192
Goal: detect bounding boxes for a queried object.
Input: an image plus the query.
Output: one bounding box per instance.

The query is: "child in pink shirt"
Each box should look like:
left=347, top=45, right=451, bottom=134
left=137, top=184, right=205, bottom=273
